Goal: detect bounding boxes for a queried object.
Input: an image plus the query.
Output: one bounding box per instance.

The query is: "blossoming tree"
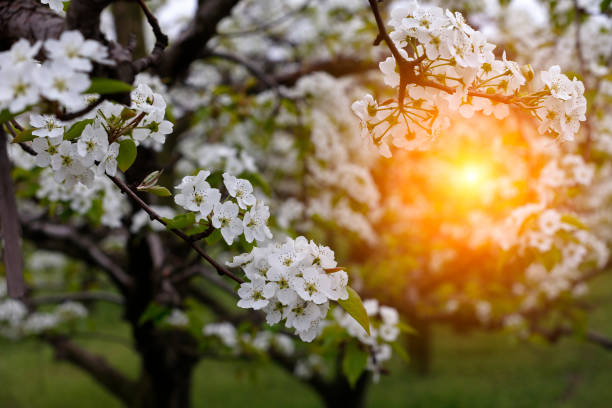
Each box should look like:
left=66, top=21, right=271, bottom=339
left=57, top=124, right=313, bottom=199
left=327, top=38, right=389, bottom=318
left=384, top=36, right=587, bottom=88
left=0, top=0, right=611, bottom=407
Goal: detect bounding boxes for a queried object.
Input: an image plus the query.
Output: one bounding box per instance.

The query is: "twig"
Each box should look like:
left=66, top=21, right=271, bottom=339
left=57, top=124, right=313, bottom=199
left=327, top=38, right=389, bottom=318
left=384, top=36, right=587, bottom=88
left=56, top=98, right=104, bottom=121
left=4, top=123, right=36, bottom=155
left=27, top=291, right=124, bottom=306
left=367, top=0, right=523, bottom=109
left=208, top=50, right=280, bottom=91
left=132, top=0, right=169, bottom=72
left=368, top=0, right=408, bottom=67
left=108, top=175, right=244, bottom=284
left=217, top=0, right=311, bottom=37
left=22, top=217, right=133, bottom=289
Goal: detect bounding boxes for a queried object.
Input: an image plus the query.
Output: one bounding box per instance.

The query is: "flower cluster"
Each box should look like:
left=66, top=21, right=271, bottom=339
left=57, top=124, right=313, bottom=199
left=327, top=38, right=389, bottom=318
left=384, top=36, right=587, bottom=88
left=0, top=32, right=108, bottom=113
left=27, top=84, right=171, bottom=187
left=174, top=170, right=272, bottom=245
left=504, top=207, right=608, bottom=301
left=229, top=237, right=349, bottom=342
left=351, top=1, right=587, bottom=157
left=0, top=281, right=88, bottom=339
left=202, top=322, right=295, bottom=356
left=535, top=66, right=586, bottom=141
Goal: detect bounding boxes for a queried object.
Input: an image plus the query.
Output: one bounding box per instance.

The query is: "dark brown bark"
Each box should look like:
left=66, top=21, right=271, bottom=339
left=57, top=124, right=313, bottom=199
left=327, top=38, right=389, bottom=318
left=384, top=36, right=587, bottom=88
left=124, top=224, right=199, bottom=408
left=0, top=128, right=25, bottom=298
left=155, top=0, right=241, bottom=80
left=0, top=0, right=65, bottom=49
left=120, top=150, right=201, bottom=408
left=66, top=0, right=116, bottom=40
left=318, top=374, right=370, bottom=408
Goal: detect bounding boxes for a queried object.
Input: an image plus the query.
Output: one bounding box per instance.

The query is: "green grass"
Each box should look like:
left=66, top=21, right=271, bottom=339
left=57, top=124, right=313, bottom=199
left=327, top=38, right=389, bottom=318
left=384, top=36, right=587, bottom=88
left=2, top=274, right=612, bottom=408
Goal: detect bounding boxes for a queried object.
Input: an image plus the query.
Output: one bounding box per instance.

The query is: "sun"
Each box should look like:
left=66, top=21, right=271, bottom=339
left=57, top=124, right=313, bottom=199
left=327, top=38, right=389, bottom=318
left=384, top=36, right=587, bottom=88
left=459, top=163, right=486, bottom=187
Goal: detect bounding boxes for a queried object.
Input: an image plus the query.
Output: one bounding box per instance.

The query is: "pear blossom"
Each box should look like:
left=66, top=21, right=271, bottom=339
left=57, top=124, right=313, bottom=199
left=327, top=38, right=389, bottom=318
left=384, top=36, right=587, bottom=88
left=32, top=136, right=63, bottom=167
left=242, top=201, right=273, bottom=243
left=174, top=171, right=221, bottom=217
left=237, top=276, right=276, bottom=310
left=211, top=201, right=243, bottom=244
left=77, top=124, right=109, bottom=165
left=31, top=114, right=65, bottom=138
left=223, top=173, right=256, bottom=209
left=44, top=30, right=108, bottom=71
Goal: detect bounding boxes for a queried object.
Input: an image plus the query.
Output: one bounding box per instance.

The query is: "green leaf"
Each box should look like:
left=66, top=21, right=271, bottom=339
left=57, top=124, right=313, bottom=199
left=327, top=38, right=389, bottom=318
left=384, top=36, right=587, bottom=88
left=117, top=139, right=137, bottom=172
left=561, top=214, right=587, bottom=230
left=342, top=340, right=369, bottom=388
left=391, top=341, right=410, bottom=363
left=64, top=119, right=94, bottom=141
left=601, top=0, right=611, bottom=13
left=186, top=222, right=210, bottom=236
left=138, top=303, right=171, bottom=326
left=140, top=186, right=171, bottom=197
left=337, top=287, right=371, bottom=335
left=163, top=213, right=196, bottom=230
left=11, top=128, right=35, bottom=143
left=0, top=109, right=21, bottom=125
left=397, top=321, right=417, bottom=335
left=85, top=78, right=133, bottom=95
left=204, top=228, right=223, bottom=245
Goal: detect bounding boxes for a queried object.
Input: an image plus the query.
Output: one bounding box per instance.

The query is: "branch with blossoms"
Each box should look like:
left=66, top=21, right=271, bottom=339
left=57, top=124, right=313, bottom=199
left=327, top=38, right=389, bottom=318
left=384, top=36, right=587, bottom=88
left=353, top=0, right=587, bottom=157
left=108, top=175, right=245, bottom=285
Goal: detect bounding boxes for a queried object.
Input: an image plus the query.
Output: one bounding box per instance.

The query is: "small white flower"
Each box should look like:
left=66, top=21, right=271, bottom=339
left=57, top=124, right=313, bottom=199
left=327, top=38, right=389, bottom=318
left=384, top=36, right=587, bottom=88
left=266, top=267, right=298, bottom=305
left=36, top=62, right=90, bottom=109
left=77, top=124, right=108, bottom=165
left=223, top=173, right=256, bottom=209
left=211, top=201, right=243, bottom=245
left=32, top=136, right=63, bottom=167
left=237, top=276, right=276, bottom=310
left=97, top=142, right=120, bottom=176
left=0, top=39, right=41, bottom=67
left=203, top=322, right=238, bottom=347
left=0, top=66, right=39, bottom=113
left=44, top=30, right=107, bottom=71
left=30, top=114, right=65, bottom=138
left=242, top=201, right=272, bottom=243
left=284, top=300, right=321, bottom=332
left=174, top=171, right=221, bottom=218
left=292, top=267, right=331, bottom=305
left=131, top=84, right=166, bottom=114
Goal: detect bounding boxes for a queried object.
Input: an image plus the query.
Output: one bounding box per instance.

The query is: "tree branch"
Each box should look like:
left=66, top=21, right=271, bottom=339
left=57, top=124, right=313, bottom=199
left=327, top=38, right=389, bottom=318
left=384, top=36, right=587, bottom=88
left=21, top=217, right=133, bottom=289
left=108, top=175, right=244, bottom=284
left=270, top=57, right=378, bottom=88
left=27, top=291, right=124, bottom=306
left=42, top=333, right=137, bottom=405
left=155, top=0, right=241, bottom=80
left=132, top=0, right=169, bottom=73
left=0, top=127, right=25, bottom=298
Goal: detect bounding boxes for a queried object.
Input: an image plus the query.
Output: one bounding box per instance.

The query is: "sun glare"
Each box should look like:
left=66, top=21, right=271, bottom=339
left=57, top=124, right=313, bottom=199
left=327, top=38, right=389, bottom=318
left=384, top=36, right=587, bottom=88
left=460, top=163, right=486, bottom=187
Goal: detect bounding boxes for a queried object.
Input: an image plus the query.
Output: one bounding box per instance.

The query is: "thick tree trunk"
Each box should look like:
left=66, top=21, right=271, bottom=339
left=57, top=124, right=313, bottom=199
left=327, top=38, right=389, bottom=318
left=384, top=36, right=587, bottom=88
left=131, top=331, right=198, bottom=408
left=318, top=374, right=370, bottom=408
left=407, top=317, right=432, bottom=375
